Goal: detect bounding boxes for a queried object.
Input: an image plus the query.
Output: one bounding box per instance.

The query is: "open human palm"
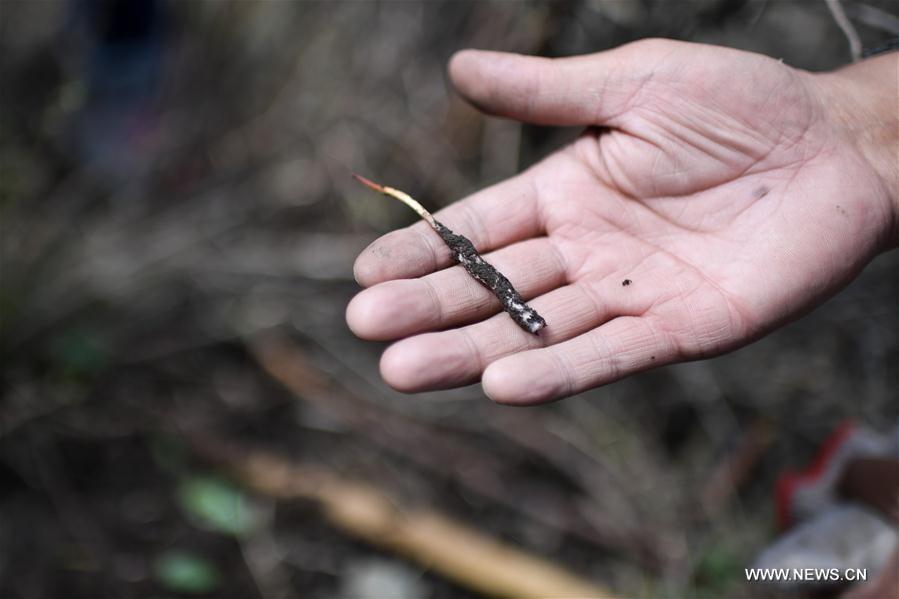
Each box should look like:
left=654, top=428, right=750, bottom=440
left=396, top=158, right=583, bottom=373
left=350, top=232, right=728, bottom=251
left=347, top=39, right=896, bottom=404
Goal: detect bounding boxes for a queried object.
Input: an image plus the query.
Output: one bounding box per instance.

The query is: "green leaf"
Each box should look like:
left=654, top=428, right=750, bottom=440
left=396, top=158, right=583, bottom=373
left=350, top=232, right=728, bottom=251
left=155, top=550, right=220, bottom=595
left=177, top=475, right=258, bottom=536
left=693, top=541, right=742, bottom=593
left=50, top=327, right=110, bottom=378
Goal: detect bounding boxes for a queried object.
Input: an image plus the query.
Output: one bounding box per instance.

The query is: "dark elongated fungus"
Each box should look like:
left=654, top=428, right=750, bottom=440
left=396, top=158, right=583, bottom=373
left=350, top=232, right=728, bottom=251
left=353, top=174, right=547, bottom=335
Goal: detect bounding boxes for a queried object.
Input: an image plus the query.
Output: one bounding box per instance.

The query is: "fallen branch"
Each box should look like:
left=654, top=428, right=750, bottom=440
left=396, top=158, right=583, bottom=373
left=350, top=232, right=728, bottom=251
left=190, top=434, right=618, bottom=599
left=247, top=331, right=666, bottom=570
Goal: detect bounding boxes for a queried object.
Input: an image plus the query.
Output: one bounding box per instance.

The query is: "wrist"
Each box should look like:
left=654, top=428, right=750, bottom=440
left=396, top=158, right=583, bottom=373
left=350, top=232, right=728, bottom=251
left=815, top=53, right=899, bottom=246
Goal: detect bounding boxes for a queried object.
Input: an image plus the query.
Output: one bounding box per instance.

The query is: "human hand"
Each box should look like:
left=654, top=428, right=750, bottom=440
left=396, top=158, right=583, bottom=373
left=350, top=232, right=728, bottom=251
left=346, top=39, right=898, bottom=404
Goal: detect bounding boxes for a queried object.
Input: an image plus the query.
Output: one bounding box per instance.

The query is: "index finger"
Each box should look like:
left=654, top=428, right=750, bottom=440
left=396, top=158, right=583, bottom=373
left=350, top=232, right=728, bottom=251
left=353, top=172, right=542, bottom=287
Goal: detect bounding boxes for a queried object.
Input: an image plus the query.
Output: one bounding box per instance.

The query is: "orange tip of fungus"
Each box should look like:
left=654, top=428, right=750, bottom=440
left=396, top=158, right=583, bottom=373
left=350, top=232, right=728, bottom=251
left=352, top=173, right=384, bottom=193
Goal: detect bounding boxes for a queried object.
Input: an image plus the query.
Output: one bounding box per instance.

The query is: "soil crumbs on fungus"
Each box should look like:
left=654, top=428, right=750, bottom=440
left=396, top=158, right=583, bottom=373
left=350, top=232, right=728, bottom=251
left=434, top=221, right=546, bottom=334
left=354, top=174, right=546, bottom=335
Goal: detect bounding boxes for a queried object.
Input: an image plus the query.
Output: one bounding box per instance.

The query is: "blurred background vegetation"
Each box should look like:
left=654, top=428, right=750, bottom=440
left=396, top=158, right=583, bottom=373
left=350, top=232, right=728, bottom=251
left=1, top=1, right=897, bottom=597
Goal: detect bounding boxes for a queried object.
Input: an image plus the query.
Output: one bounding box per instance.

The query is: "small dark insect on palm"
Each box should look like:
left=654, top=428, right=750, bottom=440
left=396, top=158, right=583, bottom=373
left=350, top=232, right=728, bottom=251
left=353, top=174, right=547, bottom=335
left=622, top=279, right=632, bottom=287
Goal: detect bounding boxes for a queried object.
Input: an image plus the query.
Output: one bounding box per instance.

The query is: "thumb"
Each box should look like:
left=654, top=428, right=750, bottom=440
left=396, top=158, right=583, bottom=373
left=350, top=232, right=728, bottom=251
left=448, top=42, right=668, bottom=126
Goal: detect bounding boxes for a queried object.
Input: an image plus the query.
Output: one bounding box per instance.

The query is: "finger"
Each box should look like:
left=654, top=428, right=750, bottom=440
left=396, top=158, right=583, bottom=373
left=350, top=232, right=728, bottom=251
left=482, top=316, right=679, bottom=405
left=379, top=280, right=647, bottom=393
left=347, top=237, right=566, bottom=341
left=449, top=41, right=680, bottom=126
left=353, top=173, right=542, bottom=287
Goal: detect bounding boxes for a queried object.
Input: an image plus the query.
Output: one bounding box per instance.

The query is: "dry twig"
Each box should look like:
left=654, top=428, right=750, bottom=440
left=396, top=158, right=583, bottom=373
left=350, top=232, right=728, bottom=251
left=825, top=0, right=862, bottom=62
left=189, top=434, right=618, bottom=599
left=700, top=418, right=775, bottom=514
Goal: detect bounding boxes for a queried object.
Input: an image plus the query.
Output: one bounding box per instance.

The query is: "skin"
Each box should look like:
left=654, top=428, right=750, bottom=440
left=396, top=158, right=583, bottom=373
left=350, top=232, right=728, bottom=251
left=346, top=39, right=899, bottom=405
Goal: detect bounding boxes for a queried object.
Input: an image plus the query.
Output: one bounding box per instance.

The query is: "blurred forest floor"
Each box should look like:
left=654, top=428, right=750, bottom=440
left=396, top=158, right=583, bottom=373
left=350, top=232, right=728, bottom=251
left=1, top=1, right=897, bottom=598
